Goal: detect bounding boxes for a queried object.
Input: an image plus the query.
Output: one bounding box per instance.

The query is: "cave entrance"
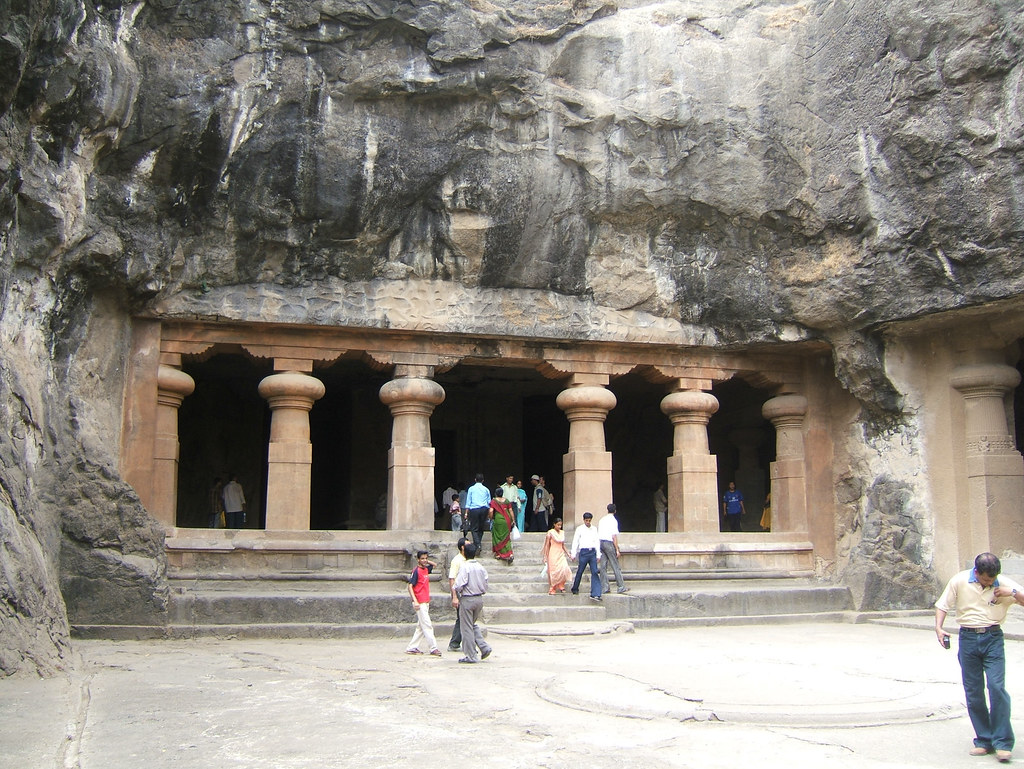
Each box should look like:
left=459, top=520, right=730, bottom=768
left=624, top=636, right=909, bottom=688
left=177, top=350, right=272, bottom=529
left=432, top=363, right=566, bottom=530
left=709, top=377, right=777, bottom=532
left=607, top=372, right=673, bottom=531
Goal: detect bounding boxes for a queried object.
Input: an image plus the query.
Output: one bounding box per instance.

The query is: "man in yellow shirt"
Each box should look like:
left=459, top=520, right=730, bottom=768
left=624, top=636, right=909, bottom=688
left=935, top=552, right=1024, bottom=763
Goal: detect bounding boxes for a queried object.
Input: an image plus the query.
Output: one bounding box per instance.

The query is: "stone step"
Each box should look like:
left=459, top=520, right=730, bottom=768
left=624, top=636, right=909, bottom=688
left=160, top=578, right=852, bottom=635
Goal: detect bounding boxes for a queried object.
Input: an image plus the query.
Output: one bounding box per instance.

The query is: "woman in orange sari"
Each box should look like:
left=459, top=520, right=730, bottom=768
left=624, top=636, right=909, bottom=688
left=542, top=518, right=572, bottom=594
left=489, top=487, right=515, bottom=564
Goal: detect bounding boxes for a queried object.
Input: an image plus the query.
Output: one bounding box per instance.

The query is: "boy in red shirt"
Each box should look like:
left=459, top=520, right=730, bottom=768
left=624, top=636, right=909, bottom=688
left=405, top=551, right=442, bottom=656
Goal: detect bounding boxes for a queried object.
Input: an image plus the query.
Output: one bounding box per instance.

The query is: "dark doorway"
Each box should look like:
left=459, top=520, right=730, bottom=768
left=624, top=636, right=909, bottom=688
left=178, top=351, right=272, bottom=529
left=607, top=373, right=673, bottom=531
left=309, top=359, right=391, bottom=529
left=709, top=378, right=776, bottom=532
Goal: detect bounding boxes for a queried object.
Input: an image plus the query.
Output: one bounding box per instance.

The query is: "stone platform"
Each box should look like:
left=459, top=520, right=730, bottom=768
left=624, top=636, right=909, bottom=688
left=73, top=530, right=849, bottom=639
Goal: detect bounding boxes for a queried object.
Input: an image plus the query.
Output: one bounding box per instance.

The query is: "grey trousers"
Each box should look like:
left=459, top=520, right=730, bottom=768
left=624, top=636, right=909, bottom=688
left=458, top=594, right=491, bottom=662
left=599, top=540, right=625, bottom=593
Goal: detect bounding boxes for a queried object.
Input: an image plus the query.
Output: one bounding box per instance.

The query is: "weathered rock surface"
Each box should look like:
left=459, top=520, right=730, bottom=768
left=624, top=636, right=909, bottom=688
left=1, top=0, right=1021, bottom=673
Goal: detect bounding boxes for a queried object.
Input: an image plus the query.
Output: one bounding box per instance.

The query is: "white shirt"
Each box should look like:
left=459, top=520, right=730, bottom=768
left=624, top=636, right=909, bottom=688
left=571, top=523, right=602, bottom=558
left=598, top=513, right=620, bottom=543
left=221, top=480, right=245, bottom=513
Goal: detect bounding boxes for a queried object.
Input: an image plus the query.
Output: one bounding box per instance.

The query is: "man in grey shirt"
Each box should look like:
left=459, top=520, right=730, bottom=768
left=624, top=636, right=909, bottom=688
left=454, top=543, right=493, bottom=663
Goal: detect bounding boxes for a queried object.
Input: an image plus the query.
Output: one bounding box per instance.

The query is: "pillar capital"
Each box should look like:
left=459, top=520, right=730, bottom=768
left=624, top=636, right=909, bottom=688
left=379, top=376, right=445, bottom=412
left=555, top=384, right=617, bottom=415
left=156, top=364, right=195, bottom=408
left=762, top=393, right=807, bottom=425
left=258, top=371, right=326, bottom=411
left=660, top=390, right=719, bottom=425
left=950, top=363, right=1021, bottom=397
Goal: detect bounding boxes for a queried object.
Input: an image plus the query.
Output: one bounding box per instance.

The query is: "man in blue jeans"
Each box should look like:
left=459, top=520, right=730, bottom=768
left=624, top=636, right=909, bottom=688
left=569, top=512, right=603, bottom=601
left=936, top=552, right=1024, bottom=763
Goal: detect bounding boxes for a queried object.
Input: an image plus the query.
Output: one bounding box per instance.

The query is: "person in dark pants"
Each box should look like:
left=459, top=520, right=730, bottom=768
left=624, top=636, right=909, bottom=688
left=465, top=473, right=490, bottom=549
left=569, top=512, right=603, bottom=601
left=936, top=552, right=1024, bottom=763
left=721, top=481, right=744, bottom=532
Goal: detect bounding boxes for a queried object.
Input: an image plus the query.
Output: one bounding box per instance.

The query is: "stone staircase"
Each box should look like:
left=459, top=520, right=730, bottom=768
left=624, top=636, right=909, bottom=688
left=129, top=532, right=856, bottom=641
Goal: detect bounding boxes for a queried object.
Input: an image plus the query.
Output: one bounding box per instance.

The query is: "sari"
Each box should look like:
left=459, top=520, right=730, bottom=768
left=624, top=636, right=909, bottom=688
left=490, top=499, right=515, bottom=561
left=542, top=528, right=572, bottom=593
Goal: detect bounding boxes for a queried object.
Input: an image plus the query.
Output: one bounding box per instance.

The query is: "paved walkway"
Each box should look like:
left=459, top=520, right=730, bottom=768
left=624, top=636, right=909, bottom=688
left=4, top=618, right=1024, bottom=768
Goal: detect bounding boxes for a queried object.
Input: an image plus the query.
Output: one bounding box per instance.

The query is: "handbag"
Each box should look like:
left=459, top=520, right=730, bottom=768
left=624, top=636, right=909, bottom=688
left=511, top=525, right=521, bottom=541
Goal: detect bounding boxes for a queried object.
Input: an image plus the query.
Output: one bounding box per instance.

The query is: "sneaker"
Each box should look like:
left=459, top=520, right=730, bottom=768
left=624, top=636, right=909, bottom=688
left=429, top=649, right=443, bottom=657
left=571, top=590, right=579, bottom=595
left=997, top=750, right=1012, bottom=763
left=618, top=587, right=630, bottom=594
left=405, top=649, right=423, bottom=655
left=458, top=657, right=477, bottom=664
left=589, top=595, right=602, bottom=602
left=971, top=748, right=994, bottom=757
left=481, top=647, right=492, bottom=660
left=447, top=646, right=461, bottom=652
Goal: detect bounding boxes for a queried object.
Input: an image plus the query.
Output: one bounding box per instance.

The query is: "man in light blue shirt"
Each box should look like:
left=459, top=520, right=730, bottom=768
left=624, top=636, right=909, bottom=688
left=465, top=473, right=491, bottom=549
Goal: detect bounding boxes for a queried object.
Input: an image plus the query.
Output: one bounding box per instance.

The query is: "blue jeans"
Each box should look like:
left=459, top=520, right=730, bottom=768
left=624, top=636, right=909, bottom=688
left=959, top=627, right=1014, bottom=751
left=571, top=548, right=601, bottom=598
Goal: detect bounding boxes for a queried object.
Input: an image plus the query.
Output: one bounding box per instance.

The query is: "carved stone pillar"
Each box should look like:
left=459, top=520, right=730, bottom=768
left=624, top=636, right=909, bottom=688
left=951, top=363, right=1024, bottom=554
left=258, top=370, right=325, bottom=530
left=379, top=371, right=445, bottom=530
left=762, top=394, right=808, bottom=534
left=660, top=390, right=719, bottom=533
left=153, top=364, right=195, bottom=528
left=556, top=375, right=616, bottom=527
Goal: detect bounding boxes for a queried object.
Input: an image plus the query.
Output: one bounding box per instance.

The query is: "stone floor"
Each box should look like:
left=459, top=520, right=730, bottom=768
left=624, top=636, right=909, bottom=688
left=5, top=618, right=1024, bottom=768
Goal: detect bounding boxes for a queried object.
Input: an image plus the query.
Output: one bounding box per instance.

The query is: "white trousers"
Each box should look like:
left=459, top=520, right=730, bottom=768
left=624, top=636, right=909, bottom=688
left=406, top=602, right=437, bottom=652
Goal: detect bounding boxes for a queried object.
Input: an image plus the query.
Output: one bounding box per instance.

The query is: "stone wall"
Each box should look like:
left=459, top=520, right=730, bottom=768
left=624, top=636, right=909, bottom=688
left=1, top=0, right=1022, bottom=674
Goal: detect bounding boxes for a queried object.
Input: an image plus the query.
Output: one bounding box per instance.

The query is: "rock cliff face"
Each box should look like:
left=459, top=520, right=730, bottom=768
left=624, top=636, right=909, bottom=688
left=1, top=0, right=1022, bottom=673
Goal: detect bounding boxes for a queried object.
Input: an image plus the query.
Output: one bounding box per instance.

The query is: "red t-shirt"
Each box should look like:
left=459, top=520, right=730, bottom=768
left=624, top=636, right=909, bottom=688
left=409, top=564, right=432, bottom=603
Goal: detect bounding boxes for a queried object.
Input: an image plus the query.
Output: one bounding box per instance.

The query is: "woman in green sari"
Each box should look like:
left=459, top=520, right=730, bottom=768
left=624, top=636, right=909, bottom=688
left=489, top=487, right=515, bottom=564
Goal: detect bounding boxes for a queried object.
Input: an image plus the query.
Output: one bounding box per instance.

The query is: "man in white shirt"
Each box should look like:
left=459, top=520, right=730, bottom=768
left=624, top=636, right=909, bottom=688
left=446, top=538, right=468, bottom=652
left=569, top=512, right=603, bottom=601
left=598, top=503, right=628, bottom=594
left=221, top=475, right=246, bottom=528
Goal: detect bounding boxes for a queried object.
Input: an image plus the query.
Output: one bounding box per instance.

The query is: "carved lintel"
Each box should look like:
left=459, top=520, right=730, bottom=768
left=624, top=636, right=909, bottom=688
left=537, top=355, right=634, bottom=380
left=161, top=340, right=215, bottom=358
left=364, top=350, right=454, bottom=374
left=241, top=343, right=346, bottom=366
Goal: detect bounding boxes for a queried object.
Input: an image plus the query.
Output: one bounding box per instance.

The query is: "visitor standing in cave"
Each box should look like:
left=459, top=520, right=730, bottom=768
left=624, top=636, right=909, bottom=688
left=721, top=481, right=745, bottom=533
left=221, top=475, right=246, bottom=529
left=531, top=475, right=553, bottom=533
left=936, top=552, right=1023, bottom=763
left=653, top=482, right=668, bottom=533
left=208, top=476, right=225, bottom=528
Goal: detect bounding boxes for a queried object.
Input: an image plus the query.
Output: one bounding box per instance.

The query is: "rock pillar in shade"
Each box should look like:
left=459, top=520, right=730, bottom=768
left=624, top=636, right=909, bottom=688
left=556, top=378, right=616, bottom=527
left=153, top=364, right=195, bottom=528
left=762, top=394, right=808, bottom=534
left=950, top=363, right=1024, bottom=555
left=258, top=371, right=325, bottom=530
left=379, top=375, right=445, bottom=530
left=660, top=390, right=720, bottom=533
